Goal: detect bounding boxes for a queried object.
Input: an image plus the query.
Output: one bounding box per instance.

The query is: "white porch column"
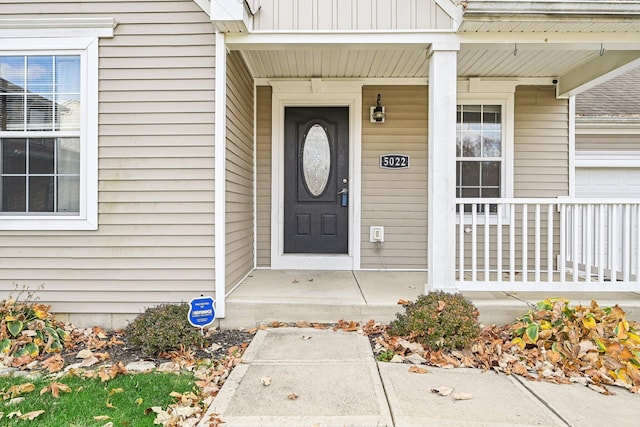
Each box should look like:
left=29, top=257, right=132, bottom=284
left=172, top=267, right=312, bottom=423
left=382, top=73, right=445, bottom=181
left=427, top=43, right=459, bottom=292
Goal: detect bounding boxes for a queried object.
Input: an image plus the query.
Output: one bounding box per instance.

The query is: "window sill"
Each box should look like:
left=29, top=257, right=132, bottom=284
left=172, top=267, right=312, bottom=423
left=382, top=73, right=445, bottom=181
left=0, top=216, right=97, bottom=231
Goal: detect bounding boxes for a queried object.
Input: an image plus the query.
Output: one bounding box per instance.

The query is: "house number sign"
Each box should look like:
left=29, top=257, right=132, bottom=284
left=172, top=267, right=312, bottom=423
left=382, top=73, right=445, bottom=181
left=380, top=154, right=410, bottom=169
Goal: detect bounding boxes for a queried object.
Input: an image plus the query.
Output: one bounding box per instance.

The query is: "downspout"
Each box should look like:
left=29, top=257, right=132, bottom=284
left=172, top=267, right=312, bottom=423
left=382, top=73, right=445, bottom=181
left=214, top=31, right=227, bottom=318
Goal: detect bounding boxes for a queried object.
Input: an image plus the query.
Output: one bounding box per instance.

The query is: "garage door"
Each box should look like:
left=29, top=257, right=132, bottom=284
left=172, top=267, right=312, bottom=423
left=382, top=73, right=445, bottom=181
left=576, top=167, right=640, bottom=198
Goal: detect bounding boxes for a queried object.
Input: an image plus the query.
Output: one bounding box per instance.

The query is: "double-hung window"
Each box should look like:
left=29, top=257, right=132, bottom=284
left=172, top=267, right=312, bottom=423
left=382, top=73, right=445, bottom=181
left=0, top=36, right=100, bottom=230
left=456, top=104, right=502, bottom=212
left=456, top=88, right=514, bottom=221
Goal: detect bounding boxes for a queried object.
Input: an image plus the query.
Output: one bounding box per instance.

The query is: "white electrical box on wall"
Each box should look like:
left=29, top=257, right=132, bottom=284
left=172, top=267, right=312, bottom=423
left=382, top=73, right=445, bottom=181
left=370, top=226, right=384, bottom=243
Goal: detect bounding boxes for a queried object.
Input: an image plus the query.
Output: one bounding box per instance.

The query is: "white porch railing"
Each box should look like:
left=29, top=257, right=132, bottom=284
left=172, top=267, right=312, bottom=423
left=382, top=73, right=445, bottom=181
left=454, top=198, right=640, bottom=291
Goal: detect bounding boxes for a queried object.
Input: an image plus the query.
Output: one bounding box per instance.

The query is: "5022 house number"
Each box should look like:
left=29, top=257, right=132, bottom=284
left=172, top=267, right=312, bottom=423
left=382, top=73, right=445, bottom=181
left=379, top=154, right=410, bottom=169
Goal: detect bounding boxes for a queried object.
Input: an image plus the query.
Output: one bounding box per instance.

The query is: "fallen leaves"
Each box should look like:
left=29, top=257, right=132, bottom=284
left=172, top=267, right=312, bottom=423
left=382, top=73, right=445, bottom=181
left=408, top=365, right=428, bottom=374
left=41, top=354, right=65, bottom=373
left=40, top=381, right=71, bottom=398
left=372, top=299, right=640, bottom=395
left=6, top=410, right=45, bottom=420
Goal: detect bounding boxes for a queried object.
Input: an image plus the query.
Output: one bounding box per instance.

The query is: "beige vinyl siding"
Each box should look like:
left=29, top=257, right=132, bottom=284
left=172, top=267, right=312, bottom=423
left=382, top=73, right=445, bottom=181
left=251, top=0, right=454, bottom=31
left=225, top=52, right=255, bottom=290
left=0, top=0, right=217, bottom=322
left=514, top=86, right=569, bottom=198
left=256, top=86, right=273, bottom=267
left=361, top=86, right=428, bottom=269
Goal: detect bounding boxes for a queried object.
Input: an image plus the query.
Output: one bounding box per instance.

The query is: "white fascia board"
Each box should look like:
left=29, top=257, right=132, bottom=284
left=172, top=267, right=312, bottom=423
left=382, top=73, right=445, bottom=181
left=225, top=31, right=457, bottom=50
left=464, top=1, right=640, bottom=16
left=435, top=0, right=464, bottom=28
left=193, top=0, right=211, bottom=16
left=575, top=151, right=640, bottom=168
left=210, top=0, right=251, bottom=32
left=255, top=76, right=555, bottom=88
left=0, top=18, right=117, bottom=38
left=557, top=51, right=640, bottom=98
left=226, top=31, right=640, bottom=51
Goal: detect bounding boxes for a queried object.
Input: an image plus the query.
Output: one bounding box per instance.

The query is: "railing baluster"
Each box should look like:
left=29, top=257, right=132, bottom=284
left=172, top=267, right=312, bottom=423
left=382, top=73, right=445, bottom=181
left=484, top=204, right=490, bottom=282
left=459, top=202, right=464, bottom=283
left=497, top=204, right=503, bottom=283
left=547, top=204, right=553, bottom=282
left=611, top=204, right=618, bottom=279
left=535, top=203, right=541, bottom=283
left=598, top=204, right=605, bottom=282
left=585, top=204, right=592, bottom=283
left=522, top=204, right=528, bottom=282
left=510, top=204, right=515, bottom=282
left=559, top=204, right=566, bottom=282
left=624, top=204, right=631, bottom=282
left=636, top=204, right=640, bottom=283
left=573, top=204, right=579, bottom=283
left=471, top=204, right=477, bottom=283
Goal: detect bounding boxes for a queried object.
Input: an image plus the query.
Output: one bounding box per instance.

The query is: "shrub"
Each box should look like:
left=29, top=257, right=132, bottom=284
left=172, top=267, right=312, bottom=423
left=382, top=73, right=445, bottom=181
left=0, top=285, right=67, bottom=359
left=389, top=291, right=480, bottom=350
left=125, top=303, right=206, bottom=355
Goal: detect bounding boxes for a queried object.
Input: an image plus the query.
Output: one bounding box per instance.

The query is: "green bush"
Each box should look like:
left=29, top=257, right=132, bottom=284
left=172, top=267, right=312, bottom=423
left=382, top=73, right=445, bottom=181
left=389, top=291, right=480, bottom=350
left=124, top=303, right=206, bottom=355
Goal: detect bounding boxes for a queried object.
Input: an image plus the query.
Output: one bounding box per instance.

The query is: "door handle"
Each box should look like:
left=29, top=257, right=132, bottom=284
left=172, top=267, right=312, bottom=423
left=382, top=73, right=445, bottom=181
left=338, top=188, right=348, bottom=207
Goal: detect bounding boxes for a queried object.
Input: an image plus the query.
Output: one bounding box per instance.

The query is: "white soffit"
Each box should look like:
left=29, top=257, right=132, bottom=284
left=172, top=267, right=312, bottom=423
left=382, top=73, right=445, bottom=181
left=239, top=46, right=600, bottom=79
left=241, top=48, right=429, bottom=79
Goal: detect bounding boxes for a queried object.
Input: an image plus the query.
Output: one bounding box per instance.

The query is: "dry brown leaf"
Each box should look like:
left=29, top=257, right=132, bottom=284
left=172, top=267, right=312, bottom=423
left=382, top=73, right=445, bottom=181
left=40, top=382, right=71, bottom=398
left=11, top=354, right=34, bottom=367
left=18, top=410, right=44, bottom=420
left=408, top=365, right=428, bottom=374
left=287, top=393, right=299, bottom=400
left=41, top=354, right=64, bottom=373
left=94, top=415, right=110, bottom=421
left=6, top=383, right=35, bottom=399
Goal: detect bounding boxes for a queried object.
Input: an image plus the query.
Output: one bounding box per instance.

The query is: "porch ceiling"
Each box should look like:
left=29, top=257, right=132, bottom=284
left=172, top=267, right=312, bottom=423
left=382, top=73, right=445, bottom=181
left=239, top=46, right=601, bottom=80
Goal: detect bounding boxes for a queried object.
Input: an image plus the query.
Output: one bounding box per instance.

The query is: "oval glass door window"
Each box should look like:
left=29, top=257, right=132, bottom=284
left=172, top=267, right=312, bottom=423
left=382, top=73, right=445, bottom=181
left=302, top=124, right=331, bottom=197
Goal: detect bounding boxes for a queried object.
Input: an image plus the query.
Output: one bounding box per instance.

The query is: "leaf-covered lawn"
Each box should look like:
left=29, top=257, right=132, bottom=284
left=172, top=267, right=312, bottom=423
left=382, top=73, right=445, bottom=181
left=0, top=372, right=194, bottom=426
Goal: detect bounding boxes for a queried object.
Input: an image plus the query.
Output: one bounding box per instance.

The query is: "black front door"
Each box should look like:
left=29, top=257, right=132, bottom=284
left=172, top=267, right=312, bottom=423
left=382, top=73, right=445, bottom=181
left=284, top=107, right=349, bottom=254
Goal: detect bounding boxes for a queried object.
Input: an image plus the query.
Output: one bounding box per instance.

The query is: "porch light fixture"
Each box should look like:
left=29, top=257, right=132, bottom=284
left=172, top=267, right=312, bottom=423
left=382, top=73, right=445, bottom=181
left=370, top=93, right=386, bottom=123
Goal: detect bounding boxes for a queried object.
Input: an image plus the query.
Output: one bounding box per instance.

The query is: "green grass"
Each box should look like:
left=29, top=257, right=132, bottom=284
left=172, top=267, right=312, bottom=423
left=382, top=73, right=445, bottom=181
left=0, top=371, right=195, bottom=426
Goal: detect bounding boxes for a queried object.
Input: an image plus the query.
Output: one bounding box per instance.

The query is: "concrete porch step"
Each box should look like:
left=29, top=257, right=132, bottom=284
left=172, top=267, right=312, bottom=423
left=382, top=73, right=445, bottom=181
left=216, top=270, right=640, bottom=329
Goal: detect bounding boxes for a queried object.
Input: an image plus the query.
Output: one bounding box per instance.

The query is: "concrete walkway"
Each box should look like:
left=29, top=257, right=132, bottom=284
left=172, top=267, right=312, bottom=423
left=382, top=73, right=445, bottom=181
left=202, top=327, right=639, bottom=427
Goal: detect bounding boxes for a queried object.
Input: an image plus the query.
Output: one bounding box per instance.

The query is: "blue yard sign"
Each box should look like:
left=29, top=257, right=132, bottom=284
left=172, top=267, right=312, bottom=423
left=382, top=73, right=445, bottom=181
left=188, top=296, right=216, bottom=329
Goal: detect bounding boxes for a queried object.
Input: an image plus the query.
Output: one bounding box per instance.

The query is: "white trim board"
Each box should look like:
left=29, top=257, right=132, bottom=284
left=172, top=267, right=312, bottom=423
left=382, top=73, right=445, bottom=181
left=269, top=79, right=363, bottom=270
left=214, top=32, right=227, bottom=318
left=575, top=151, right=640, bottom=168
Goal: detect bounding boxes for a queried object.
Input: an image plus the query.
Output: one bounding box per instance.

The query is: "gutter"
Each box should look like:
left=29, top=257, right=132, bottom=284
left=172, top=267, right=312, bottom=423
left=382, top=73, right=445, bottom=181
left=464, top=0, right=640, bottom=17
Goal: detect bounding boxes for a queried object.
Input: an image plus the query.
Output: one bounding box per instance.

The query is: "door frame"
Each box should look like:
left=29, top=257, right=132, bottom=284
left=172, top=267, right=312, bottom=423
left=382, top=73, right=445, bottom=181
left=270, top=79, right=363, bottom=270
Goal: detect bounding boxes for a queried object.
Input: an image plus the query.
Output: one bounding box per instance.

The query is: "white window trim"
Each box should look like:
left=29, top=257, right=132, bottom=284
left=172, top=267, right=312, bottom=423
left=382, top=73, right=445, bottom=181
left=0, top=37, right=99, bottom=230
left=456, top=88, right=515, bottom=225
